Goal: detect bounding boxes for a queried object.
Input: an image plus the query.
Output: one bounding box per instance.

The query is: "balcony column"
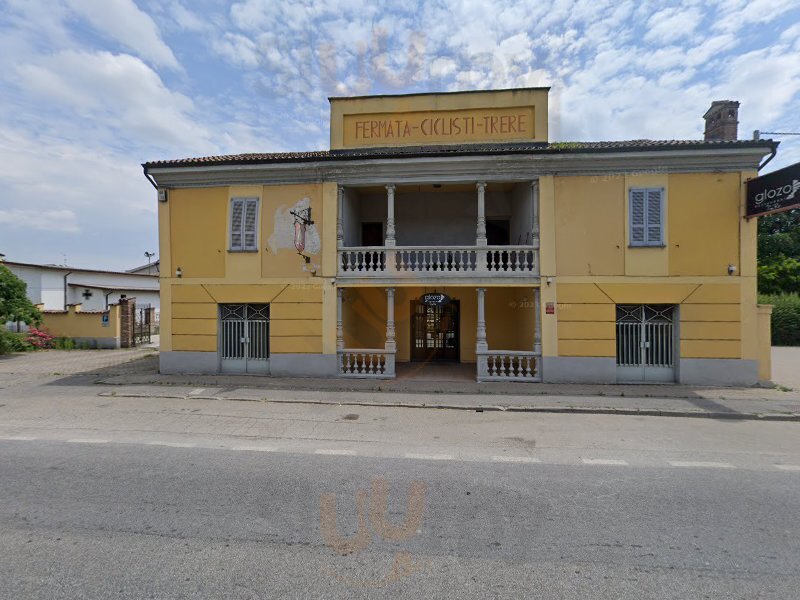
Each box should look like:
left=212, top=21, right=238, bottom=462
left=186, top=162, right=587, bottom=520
left=336, top=186, right=344, bottom=248
left=531, top=180, right=540, bottom=249
left=336, top=288, right=344, bottom=351
left=476, top=287, right=488, bottom=379
left=476, top=287, right=488, bottom=352
left=533, top=287, right=542, bottom=355
left=385, top=184, right=396, bottom=248
left=476, top=182, right=487, bottom=247
left=385, top=287, right=396, bottom=376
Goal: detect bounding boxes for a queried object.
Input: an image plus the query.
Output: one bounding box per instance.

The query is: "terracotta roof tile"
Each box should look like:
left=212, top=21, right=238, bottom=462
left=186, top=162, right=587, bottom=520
left=143, top=139, right=776, bottom=170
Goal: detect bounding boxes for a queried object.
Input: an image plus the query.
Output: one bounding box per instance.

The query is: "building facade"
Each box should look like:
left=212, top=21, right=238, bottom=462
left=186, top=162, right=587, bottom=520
left=145, top=88, right=775, bottom=385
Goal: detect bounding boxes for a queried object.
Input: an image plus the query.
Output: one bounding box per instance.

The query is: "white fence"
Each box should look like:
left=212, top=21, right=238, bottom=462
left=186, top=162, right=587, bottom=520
left=337, top=348, right=396, bottom=378
left=338, top=246, right=538, bottom=279
left=477, top=350, right=541, bottom=382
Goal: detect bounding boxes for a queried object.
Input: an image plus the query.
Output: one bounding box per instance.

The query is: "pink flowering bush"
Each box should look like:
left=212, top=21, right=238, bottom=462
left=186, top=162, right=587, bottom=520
left=26, top=327, right=55, bottom=349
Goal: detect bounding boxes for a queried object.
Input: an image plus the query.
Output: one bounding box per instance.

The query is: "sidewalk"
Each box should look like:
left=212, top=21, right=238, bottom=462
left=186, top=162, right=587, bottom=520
left=97, top=377, right=800, bottom=422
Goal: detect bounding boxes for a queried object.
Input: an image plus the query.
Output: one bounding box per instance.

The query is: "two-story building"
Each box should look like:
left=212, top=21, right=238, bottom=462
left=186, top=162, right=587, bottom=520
left=144, top=88, right=775, bottom=385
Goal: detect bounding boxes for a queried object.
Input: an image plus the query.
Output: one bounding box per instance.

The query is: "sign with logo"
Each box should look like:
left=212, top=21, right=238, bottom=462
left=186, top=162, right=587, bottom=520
left=545, top=302, right=555, bottom=315
left=746, top=161, right=800, bottom=218
left=101, top=312, right=109, bottom=327
left=421, top=292, right=450, bottom=307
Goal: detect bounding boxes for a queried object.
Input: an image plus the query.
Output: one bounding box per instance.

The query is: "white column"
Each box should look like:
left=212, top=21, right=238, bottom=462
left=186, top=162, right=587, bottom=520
left=385, top=184, right=396, bottom=247
left=476, top=287, right=488, bottom=379
left=336, top=186, right=344, bottom=248
left=385, top=287, right=396, bottom=377
left=533, top=287, right=542, bottom=355
left=476, top=182, right=487, bottom=247
left=476, top=288, right=487, bottom=352
left=531, top=180, right=540, bottom=249
left=385, top=288, right=396, bottom=351
left=336, top=288, right=344, bottom=351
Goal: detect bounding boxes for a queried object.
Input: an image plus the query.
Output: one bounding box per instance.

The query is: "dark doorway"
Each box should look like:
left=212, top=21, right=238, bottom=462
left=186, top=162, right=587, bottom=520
left=361, top=222, right=384, bottom=246
left=411, top=299, right=460, bottom=362
left=486, top=219, right=510, bottom=245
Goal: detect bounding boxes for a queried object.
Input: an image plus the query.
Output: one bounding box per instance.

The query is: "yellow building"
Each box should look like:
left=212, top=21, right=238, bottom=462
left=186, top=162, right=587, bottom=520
left=144, top=88, right=776, bottom=385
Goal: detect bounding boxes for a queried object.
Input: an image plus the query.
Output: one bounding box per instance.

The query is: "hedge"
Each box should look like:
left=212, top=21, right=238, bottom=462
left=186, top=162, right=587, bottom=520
left=759, top=293, right=800, bottom=346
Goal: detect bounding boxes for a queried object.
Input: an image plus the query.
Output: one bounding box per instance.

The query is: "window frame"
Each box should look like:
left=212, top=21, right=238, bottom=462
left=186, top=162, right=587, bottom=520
left=229, top=197, right=260, bottom=252
left=628, top=187, right=665, bottom=248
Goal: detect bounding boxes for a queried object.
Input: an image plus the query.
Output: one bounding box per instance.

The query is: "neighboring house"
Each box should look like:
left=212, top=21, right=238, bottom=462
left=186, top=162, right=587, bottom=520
left=144, top=87, right=775, bottom=385
left=127, top=260, right=160, bottom=276
left=3, top=260, right=160, bottom=314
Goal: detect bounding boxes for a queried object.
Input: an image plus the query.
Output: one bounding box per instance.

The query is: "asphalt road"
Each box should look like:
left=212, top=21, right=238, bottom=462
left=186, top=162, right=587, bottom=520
left=1, top=439, right=799, bottom=599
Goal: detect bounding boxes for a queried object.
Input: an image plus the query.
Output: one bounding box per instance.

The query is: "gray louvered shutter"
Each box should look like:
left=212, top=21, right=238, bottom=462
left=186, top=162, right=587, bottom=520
left=645, top=188, right=663, bottom=245
left=230, top=199, right=244, bottom=250
left=629, top=189, right=646, bottom=246
left=243, top=199, right=259, bottom=250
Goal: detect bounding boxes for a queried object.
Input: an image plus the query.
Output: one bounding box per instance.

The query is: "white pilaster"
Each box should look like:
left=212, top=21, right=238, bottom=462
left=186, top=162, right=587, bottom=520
left=385, top=184, right=396, bottom=248
left=533, top=287, right=542, bottom=355
left=336, top=186, right=344, bottom=248
left=476, top=287, right=487, bottom=352
left=385, top=287, right=396, bottom=352
left=476, top=182, right=487, bottom=247
left=336, top=288, right=344, bottom=351
left=531, top=180, right=540, bottom=249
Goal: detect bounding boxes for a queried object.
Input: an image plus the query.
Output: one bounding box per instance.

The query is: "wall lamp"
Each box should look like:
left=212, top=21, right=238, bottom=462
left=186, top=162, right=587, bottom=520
left=727, top=264, right=737, bottom=276
left=546, top=277, right=554, bottom=286
left=175, top=266, right=183, bottom=278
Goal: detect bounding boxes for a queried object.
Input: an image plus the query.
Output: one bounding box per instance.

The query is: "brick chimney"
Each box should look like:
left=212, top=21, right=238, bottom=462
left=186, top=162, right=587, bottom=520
left=703, top=100, right=739, bottom=141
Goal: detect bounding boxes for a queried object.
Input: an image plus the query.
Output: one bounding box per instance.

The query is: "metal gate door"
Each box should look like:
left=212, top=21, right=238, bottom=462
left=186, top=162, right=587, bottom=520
left=219, top=304, right=269, bottom=374
left=411, top=300, right=460, bottom=362
left=616, top=304, right=676, bottom=382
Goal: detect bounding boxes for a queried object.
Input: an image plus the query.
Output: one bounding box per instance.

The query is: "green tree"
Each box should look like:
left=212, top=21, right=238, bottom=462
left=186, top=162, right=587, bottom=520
left=758, top=208, right=800, bottom=295
left=0, top=265, right=41, bottom=326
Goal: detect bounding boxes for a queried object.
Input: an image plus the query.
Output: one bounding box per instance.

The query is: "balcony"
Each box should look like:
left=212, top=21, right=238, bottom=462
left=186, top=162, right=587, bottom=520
left=336, top=181, right=540, bottom=282
left=338, top=245, right=538, bottom=280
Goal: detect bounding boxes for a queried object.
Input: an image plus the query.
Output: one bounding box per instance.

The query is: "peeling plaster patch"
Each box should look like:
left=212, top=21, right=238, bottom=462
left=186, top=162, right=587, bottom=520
left=268, top=196, right=320, bottom=255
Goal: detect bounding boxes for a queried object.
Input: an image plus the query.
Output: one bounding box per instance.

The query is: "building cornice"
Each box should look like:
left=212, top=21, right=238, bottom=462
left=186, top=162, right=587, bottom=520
left=146, top=146, right=770, bottom=188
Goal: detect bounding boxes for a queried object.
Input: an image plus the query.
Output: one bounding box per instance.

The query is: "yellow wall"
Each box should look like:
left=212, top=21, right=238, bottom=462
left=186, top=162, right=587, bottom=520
left=163, top=181, right=329, bottom=357
left=553, top=281, right=745, bottom=359
left=330, top=88, right=549, bottom=149
left=168, top=282, right=324, bottom=354
left=41, top=304, right=121, bottom=340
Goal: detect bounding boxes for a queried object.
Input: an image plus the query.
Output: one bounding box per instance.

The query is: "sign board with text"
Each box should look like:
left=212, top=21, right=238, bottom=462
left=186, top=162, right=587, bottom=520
left=746, top=161, right=800, bottom=218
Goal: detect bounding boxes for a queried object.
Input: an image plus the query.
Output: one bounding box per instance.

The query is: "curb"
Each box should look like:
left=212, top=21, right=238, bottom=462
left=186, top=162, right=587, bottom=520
left=97, top=392, right=800, bottom=422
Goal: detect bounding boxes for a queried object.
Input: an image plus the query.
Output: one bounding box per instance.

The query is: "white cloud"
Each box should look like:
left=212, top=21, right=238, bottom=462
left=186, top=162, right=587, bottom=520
left=15, top=50, right=213, bottom=153
left=0, top=209, right=80, bottom=233
left=64, top=0, right=180, bottom=69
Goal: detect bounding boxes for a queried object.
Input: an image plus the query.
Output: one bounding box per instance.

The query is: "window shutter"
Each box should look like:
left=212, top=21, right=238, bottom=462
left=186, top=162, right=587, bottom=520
left=243, top=199, right=259, bottom=250
left=629, top=189, right=646, bottom=245
left=230, top=199, right=244, bottom=250
left=646, top=189, right=663, bottom=245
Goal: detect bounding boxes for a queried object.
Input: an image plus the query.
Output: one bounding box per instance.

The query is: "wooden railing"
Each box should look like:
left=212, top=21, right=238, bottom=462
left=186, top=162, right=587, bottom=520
left=338, top=246, right=538, bottom=278
left=477, top=350, right=541, bottom=382
left=337, top=348, right=396, bottom=378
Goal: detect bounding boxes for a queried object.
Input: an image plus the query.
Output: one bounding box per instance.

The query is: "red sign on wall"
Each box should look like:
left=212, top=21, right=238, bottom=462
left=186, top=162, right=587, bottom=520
left=545, top=302, right=555, bottom=315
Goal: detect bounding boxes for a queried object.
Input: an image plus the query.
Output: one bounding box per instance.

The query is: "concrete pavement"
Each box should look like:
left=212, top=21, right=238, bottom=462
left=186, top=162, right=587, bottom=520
left=2, top=350, right=800, bottom=598
left=1, top=437, right=799, bottom=599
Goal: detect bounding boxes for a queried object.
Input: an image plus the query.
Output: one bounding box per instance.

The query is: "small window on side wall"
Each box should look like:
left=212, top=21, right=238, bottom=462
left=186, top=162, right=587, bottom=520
left=629, top=188, right=664, bottom=247
left=229, top=198, right=259, bottom=252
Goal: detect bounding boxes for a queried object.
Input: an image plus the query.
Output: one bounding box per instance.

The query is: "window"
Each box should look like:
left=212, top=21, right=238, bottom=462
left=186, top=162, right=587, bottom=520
left=229, top=198, right=259, bottom=251
left=629, top=188, right=664, bottom=247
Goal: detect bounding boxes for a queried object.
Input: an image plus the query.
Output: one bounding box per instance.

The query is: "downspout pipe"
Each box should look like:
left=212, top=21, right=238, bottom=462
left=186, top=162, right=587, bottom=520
left=142, top=165, right=158, bottom=190
left=63, top=271, right=72, bottom=310
left=758, top=141, right=779, bottom=171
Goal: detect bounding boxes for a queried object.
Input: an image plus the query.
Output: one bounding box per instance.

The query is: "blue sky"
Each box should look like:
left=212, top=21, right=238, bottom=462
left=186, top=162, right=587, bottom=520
left=1, top=0, right=799, bottom=270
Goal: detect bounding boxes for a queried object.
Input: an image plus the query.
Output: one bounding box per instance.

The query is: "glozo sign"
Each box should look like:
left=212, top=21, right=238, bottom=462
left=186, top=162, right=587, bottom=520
left=421, top=292, right=450, bottom=307
left=746, top=161, right=800, bottom=218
